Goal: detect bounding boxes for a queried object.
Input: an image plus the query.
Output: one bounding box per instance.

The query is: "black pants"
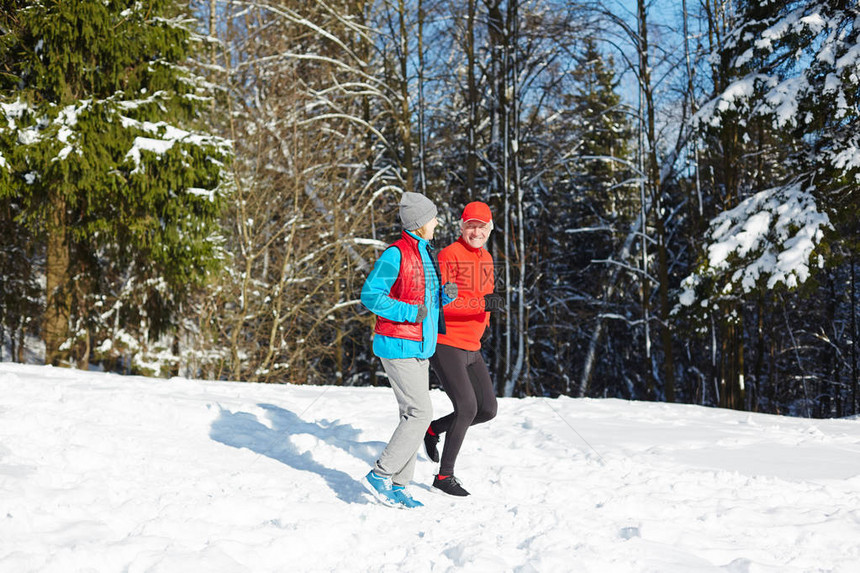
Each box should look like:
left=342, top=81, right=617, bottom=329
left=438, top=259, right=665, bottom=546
left=429, top=343, right=498, bottom=476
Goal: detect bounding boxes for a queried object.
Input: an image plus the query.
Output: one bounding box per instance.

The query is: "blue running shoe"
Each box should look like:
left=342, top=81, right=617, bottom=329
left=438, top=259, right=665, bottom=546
left=362, top=470, right=400, bottom=507
left=392, top=485, right=424, bottom=508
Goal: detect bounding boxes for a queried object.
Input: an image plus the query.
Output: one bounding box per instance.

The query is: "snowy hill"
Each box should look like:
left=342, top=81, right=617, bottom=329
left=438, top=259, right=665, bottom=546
left=1, top=362, right=859, bottom=572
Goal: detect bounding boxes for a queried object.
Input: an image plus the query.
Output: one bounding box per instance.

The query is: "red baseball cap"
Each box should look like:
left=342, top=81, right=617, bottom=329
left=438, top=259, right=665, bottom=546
left=461, top=201, right=492, bottom=224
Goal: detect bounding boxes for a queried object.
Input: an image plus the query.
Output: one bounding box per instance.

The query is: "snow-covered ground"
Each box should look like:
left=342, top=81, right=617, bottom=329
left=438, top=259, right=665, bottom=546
left=1, top=362, right=859, bottom=572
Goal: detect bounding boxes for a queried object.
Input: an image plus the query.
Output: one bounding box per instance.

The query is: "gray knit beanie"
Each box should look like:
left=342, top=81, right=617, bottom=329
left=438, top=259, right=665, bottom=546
left=399, top=192, right=438, bottom=230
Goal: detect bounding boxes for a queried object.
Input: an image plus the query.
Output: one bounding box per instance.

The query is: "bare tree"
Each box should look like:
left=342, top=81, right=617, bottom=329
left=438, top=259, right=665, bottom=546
left=183, top=0, right=400, bottom=383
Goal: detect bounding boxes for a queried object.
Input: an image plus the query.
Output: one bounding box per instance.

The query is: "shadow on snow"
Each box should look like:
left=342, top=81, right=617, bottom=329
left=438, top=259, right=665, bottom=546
left=210, top=402, right=383, bottom=504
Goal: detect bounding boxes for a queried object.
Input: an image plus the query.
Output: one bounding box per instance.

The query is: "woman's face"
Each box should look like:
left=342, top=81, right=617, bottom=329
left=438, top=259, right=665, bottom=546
left=417, top=217, right=439, bottom=240
left=461, top=219, right=491, bottom=248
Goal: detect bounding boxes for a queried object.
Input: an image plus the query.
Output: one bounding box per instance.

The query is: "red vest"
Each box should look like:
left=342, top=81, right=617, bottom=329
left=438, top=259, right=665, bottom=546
left=374, top=232, right=426, bottom=342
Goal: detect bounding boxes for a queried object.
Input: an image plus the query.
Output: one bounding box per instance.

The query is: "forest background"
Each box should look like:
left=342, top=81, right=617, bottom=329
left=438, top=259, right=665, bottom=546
left=1, top=0, right=858, bottom=419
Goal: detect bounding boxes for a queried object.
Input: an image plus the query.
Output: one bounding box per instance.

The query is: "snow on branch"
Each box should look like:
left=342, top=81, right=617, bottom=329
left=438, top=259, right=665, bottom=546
left=121, top=116, right=231, bottom=175
left=696, top=5, right=858, bottom=133
left=678, top=182, right=831, bottom=311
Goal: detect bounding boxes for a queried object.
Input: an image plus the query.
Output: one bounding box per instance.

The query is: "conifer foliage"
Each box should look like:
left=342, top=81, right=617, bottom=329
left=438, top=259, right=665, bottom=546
left=682, top=0, right=859, bottom=309
left=675, top=0, right=860, bottom=414
left=0, top=0, right=231, bottom=369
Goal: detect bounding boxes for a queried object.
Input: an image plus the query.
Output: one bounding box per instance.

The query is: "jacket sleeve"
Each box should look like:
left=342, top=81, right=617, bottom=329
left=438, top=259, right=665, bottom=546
left=361, top=247, right=421, bottom=322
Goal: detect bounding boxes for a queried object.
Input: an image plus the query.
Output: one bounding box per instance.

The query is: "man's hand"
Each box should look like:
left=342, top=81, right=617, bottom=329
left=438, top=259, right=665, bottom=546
left=443, top=282, right=458, bottom=299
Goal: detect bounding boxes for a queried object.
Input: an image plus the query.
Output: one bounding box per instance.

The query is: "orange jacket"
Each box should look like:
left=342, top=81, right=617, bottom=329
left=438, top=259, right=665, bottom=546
left=436, top=237, right=495, bottom=351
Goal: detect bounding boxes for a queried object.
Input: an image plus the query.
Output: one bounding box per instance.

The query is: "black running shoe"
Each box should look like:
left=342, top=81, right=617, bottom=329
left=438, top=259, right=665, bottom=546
left=433, top=474, right=470, bottom=496
left=424, top=431, right=440, bottom=463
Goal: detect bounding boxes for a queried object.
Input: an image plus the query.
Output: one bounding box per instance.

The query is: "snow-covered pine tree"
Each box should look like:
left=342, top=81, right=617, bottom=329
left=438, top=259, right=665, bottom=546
left=0, top=0, right=231, bottom=369
left=681, top=0, right=860, bottom=304
left=677, top=0, right=858, bottom=413
left=561, top=37, right=639, bottom=399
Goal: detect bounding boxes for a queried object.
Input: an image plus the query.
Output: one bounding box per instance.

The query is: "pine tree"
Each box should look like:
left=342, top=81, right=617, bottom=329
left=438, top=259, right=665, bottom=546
left=569, top=38, right=633, bottom=215
left=678, top=0, right=859, bottom=413
left=686, top=0, right=858, bottom=300
left=528, top=37, right=637, bottom=397
left=564, top=38, right=639, bottom=399
left=0, top=0, right=231, bottom=369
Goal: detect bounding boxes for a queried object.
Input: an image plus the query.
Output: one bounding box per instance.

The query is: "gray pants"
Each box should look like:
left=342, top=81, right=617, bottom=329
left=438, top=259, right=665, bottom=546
left=374, top=357, right=433, bottom=486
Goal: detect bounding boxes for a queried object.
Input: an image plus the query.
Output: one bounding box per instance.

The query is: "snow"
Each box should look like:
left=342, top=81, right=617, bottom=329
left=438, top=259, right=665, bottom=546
left=122, top=118, right=231, bottom=175
left=698, top=8, right=855, bottom=132
left=17, top=126, right=42, bottom=146
left=831, top=138, right=860, bottom=172
left=694, top=77, right=760, bottom=128
left=126, top=136, right=176, bottom=167
left=763, top=75, right=807, bottom=128
left=0, top=99, right=32, bottom=129
left=53, top=103, right=84, bottom=162
left=2, top=363, right=860, bottom=572
left=679, top=183, right=830, bottom=306
left=835, top=43, right=860, bottom=71
left=188, top=187, right=216, bottom=201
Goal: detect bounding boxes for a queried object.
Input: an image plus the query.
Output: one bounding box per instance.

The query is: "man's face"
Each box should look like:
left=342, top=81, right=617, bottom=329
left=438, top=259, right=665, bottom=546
left=461, top=219, right=491, bottom=249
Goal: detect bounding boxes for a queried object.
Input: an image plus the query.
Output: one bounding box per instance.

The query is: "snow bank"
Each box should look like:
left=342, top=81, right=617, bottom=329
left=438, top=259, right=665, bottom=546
left=1, top=363, right=859, bottom=572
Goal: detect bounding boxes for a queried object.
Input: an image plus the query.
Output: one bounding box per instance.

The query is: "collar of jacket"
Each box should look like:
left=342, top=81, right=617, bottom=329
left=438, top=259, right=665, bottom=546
left=456, top=235, right=484, bottom=254
left=404, top=229, right=434, bottom=251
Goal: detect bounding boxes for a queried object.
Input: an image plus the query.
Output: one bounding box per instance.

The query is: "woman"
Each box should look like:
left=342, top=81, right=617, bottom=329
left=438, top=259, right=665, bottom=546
left=360, top=191, right=457, bottom=508
left=425, top=201, right=503, bottom=497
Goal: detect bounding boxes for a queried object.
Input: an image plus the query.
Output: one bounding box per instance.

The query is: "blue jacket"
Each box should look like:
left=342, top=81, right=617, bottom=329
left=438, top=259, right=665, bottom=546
left=361, top=231, right=454, bottom=359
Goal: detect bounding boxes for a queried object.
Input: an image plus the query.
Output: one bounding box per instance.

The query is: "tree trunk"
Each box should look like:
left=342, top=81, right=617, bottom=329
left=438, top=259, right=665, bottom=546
left=506, top=0, right=525, bottom=397
left=16, top=325, right=25, bottom=363
left=397, top=0, right=414, bottom=190
left=719, top=313, right=745, bottom=410
left=465, top=0, right=478, bottom=194
left=578, top=212, right=645, bottom=396
left=416, top=0, right=427, bottom=195
left=654, top=216, right=675, bottom=402
left=485, top=0, right=507, bottom=395
left=753, top=294, right=765, bottom=412
left=77, top=329, right=90, bottom=371
left=638, top=0, right=675, bottom=401
left=44, top=193, right=71, bottom=367
left=853, top=250, right=858, bottom=415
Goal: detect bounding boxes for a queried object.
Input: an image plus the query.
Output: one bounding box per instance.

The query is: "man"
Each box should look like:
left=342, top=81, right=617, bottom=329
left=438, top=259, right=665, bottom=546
left=425, top=201, right=504, bottom=496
